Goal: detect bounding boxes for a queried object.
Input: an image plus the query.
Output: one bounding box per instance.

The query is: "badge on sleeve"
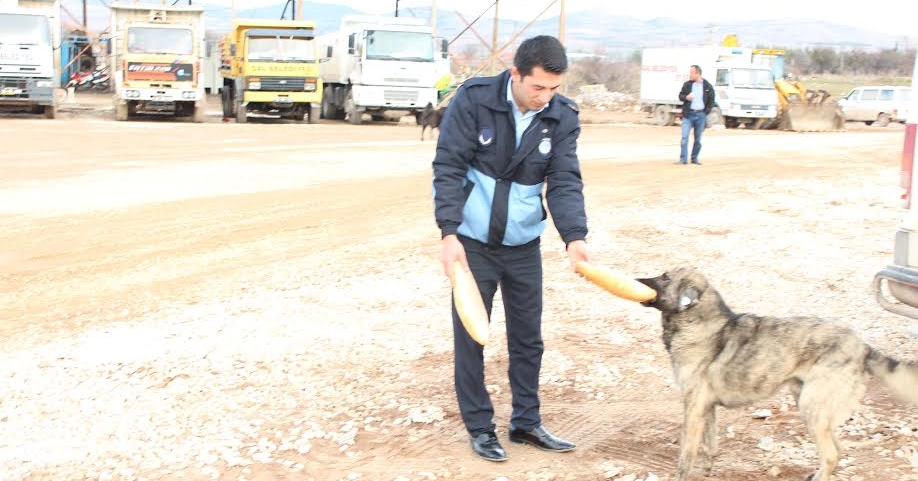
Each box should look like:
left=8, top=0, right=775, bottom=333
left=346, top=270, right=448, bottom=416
left=478, top=127, right=493, bottom=146
left=538, top=137, right=552, bottom=155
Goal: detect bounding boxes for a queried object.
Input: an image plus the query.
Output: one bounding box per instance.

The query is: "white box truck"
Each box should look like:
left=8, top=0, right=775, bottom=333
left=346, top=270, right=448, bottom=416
left=318, top=15, right=448, bottom=125
left=0, top=0, right=60, bottom=118
left=639, top=45, right=778, bottom=128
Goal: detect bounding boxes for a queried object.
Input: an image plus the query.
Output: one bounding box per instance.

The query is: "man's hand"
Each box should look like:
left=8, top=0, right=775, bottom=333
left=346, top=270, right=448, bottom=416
left=441, top=234, right=468, bottom=280
left=686, top=93, right=695, bottom=101
left=566, top=240, right=591, bottom=272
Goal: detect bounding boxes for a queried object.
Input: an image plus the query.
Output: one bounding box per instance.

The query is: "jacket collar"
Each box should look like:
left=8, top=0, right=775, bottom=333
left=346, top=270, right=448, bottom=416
left=485, top=69, right=563, bottom=121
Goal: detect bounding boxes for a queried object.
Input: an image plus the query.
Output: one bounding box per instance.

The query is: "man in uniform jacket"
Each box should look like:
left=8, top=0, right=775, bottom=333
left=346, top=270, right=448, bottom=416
left=432, top=35, right=593, bottom=462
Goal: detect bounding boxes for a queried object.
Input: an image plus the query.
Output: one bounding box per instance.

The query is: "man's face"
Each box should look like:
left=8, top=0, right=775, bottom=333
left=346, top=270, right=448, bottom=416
left=510, top=65, right=563, bottom=113
left=690, top=66, right=701, bottom=82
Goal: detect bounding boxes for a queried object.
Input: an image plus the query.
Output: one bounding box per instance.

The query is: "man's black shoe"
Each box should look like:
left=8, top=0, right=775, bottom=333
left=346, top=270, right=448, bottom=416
left=508, top=425, right=576, bottom=452
left=470, top=431, right=508, bottom=461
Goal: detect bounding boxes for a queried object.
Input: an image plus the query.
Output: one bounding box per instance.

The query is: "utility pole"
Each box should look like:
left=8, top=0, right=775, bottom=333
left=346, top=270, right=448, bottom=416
left=395, top=0, right=399, bottom=17
left=558, top=0, right=565, bottom=45
left=491, top=0, right=499, bottom=75
left=559, top=0, right=566, bottom=95
left=431, top=0, right=438, bottom=37
left=82, top=0, right=87, bottom=29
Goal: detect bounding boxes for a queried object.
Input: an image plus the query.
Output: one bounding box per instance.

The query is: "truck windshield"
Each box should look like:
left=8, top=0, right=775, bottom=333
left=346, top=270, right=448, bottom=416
left=247, top=37, right=315, bottom=62
left=365, top=30, right=433, bottom=62
left=0, top=14, right=50, bottom=45
left=731, top=68, right=775, bottom=89
left=127, top=27, right=193, bottom=55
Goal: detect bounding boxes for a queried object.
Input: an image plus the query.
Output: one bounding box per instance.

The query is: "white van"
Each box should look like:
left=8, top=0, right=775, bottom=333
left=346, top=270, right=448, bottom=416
left=873, top=56, right=918, bottom=319
left=838, top=85, right=911, bottom=126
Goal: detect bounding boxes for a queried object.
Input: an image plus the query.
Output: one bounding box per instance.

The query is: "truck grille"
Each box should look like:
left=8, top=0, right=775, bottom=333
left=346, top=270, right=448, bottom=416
left=384, top=90, right=419, bottom=103
left=0, top=77, right=29, bottom=99
left=0, top=77, right=27, bottom=88
left=383, top=77, right=419, bottom=83
left=260, top=78, right=306, bottom=91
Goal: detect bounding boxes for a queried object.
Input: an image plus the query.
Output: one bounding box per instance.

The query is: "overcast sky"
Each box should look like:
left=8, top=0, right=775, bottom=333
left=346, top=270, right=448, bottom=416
left=190, top=0, right=912, bottom=37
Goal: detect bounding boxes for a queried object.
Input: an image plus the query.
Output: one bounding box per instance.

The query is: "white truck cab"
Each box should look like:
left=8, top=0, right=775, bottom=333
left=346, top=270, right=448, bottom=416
left=0, top=0, right=60, bottom=118
left=639, top=45, right=778, bottom=128
left=318, top=15, right=448, bottom=125
left=873, top=50, right=918, bottom=320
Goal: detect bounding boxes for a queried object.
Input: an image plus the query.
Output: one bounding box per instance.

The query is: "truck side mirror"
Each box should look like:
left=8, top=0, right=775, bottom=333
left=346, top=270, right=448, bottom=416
left=347, top=34, right=356, bottom=55
left=440, top=39, right=448, bottom=59
left=230, top=44, right=236, bottom=56
left=326, top=45, right=333, bottom=58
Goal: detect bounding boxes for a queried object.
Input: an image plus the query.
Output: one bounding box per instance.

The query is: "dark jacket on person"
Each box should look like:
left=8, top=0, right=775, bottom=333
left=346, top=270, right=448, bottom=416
left=432, top=69, right=587, bottom=248
left=679, top=78, right=716, bottom=116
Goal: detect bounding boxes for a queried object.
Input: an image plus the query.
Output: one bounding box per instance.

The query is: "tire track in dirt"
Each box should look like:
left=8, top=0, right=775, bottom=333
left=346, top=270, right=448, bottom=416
left=0, top=173, right=435, bottom=339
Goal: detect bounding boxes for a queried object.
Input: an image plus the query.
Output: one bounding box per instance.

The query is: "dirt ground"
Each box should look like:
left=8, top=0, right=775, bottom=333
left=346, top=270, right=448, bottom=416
left=2, top=92, right=918, bottom=481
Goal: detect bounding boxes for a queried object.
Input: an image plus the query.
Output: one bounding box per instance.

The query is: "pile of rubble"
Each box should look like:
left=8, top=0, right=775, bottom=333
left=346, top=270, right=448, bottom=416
left=573, top=84, right=639, bottom=111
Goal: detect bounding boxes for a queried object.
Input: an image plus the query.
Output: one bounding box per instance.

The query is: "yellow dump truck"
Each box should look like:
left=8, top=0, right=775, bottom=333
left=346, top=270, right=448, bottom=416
left=218, top=19, right=322, bottom=123
left=108, top=2, right=207, bottom=122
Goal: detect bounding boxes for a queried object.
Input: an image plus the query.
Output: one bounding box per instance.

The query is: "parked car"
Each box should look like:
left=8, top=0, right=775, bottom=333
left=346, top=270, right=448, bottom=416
left=838, top=85, right=911, bottom=126
left=873, top=56, right=918, bottom=320
left=894, top=87, right=912, bottom=123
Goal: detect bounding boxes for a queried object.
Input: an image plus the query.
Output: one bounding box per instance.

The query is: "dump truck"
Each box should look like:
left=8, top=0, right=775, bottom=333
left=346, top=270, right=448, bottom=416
left=0, top=0, right=60, bottom=118
left=108, top=2, right=206, bottom=122
left=639, top=45, right=778, bottom=128
left=218, top=18, right=322, bottom=123
left=750, top=48, right=845, bottom=132
left=318, top=15, right=449, bottom=124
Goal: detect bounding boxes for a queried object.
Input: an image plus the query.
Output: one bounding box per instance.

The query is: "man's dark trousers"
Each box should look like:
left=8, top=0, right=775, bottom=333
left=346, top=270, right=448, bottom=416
left=453, top=235, right=544, bottom=436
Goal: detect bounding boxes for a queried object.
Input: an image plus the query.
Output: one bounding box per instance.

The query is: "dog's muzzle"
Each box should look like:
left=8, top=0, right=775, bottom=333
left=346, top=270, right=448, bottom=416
left=636, top=277, right=660, bottom=308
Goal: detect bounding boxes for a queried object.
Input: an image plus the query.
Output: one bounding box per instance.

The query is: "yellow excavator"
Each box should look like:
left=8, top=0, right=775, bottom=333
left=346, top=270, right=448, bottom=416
left=753, top=48, right=845, bottom=131
left=721, top=35, right=844, bottom=131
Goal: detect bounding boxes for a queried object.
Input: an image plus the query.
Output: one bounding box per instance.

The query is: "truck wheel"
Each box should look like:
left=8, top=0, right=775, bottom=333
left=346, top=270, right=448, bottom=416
left=321, top=91, right=334, bottom=119
left=115, top=101, right=129, bottom=121
left=42, top=105, right=57, bottom=119
left=192, top=101, right=205, bottom=123
left=345, top=90, right=362, bottom=125
left=235, top=100, right=247, bottom=123
left=221, top=88, right=233, bottom=118
left=322, top=89, right=346, bottom=120
left=308, top=104, right=321, bottom=124
left=652, top=105, right=674, bottom=126
left=705, top=107, right=723, bottom=128
left=876, top=113, right=891, bottom=127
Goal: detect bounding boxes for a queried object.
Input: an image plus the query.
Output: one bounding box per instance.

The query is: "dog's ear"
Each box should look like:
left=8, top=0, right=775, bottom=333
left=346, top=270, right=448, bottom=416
left=677, top=285, right=700, bottom=312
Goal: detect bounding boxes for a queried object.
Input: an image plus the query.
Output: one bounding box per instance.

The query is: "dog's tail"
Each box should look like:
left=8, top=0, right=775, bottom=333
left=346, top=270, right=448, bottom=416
left=866, top=347, right=918, bottom=405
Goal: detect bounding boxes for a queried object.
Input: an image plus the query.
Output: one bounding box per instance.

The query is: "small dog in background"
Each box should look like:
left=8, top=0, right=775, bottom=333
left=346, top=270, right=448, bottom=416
left=417, top=102, right=446, bottom=141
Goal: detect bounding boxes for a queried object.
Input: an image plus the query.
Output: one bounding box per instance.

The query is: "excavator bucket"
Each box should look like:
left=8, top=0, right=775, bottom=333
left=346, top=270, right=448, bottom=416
left=770, top=81, right=846, bottom=132
left=783, top=102, right=845, bottom=132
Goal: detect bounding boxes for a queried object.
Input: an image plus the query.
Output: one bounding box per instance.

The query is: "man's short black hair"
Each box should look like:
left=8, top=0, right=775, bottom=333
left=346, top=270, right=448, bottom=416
left=691, top=64, right=702, bottom=74
left=514, top=35, right=568, bottom=77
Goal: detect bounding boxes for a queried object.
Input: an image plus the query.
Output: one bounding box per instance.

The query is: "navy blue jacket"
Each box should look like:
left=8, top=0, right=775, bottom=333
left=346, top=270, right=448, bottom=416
left=432, top=70, right=588, bottom=248
left=679, top=78, right=716, bottom=116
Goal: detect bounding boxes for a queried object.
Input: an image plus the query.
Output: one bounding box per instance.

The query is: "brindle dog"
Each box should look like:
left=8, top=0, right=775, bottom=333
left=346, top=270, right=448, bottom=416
left=637, top=267, right=918, bottom=481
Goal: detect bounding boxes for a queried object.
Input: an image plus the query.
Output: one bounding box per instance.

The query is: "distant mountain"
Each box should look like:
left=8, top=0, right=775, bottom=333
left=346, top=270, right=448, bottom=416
left=61, top=2, right=916, bottom=54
